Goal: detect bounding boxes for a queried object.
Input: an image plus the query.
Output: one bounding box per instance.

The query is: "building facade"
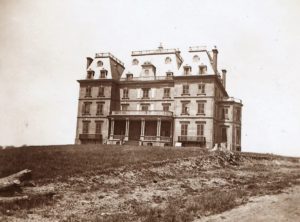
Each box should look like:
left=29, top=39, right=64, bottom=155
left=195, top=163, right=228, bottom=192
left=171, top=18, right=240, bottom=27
left=75, top=45, right=243, bottom=151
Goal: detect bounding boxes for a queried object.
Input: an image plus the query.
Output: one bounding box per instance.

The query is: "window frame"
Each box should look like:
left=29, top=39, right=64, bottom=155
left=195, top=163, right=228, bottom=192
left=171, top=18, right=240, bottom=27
left=182, top=84, right=190, bottom=95
left=82, top=121, right=90, bottom=134
left=85, top=86, right=92, bottom=97
left=181, top=124, right=188, bottom=136
left=96, top=102, right=104, bottom=115
left=142, top=88, right=150, bottom=99
left=197, top=102, right=205, bottom=115
left=95, top=121, right=102, bottom=134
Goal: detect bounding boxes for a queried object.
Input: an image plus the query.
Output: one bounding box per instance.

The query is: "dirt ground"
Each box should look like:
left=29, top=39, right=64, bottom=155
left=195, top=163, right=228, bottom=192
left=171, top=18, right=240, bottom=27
left=1, top=150, right=300, bottom=222
left=196, top=184, right=300, bottom=222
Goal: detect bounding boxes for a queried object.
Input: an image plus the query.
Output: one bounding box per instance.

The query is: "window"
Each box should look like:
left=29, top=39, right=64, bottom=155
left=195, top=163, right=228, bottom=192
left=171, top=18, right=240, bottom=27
left=236, top=108, right=241, bottom=121
left=199, top=65, right=207, bottom=74
left=142, top=88, right=150, bottom=99
left=87, top=70, right=94, bottom=79
left=193, top=55, right=200, bottom=62
left=221, top=127, right=227, bottom=142
left=183, top=66, right=191, bottom=75
left=182, top=84, right=189, bottom=95
left=141, top=104, right=149, bottom=111
left=163, top=88, right=170, bottom=98
left=144, top=69, right=149, bottom=75
left=100, top=70, right=107, bottom=78
left=85, top=86, right=92, bottom=97
left=165, top=57, right=172, bottom=64
left=121, top=104, right=129, bottom=111
left=181, top=124, right=188, bottom=136
left=123, top=88, right=129, bottom=99
left=197, top=103, right=205, bottom=114
left=82, top=121, right=90, bottom=134
left=181, top=102, right=189, bottom=115
left=221, top=107, right=229, bottom=119
left=162, top=104, right=170, bottom=111
left=198, top=83, right=205, bottom=94
left=132, top=59, right=139, bottom=65
left=96, top=102, right=104, bottom=115
left=95, top=121, right=102, bottom=134
left=98, top=86, right=104, bottom=97
left=97, top=60, right=103, bottom=67
left=236, top=128, right=241, bottom=145
left=197, top=124, right=204, bottom=136
left=126, top=73, right=133, bottom=80
left=166, top=71, right=173, bottom=79
left=82, top=102, right=91, bottom=115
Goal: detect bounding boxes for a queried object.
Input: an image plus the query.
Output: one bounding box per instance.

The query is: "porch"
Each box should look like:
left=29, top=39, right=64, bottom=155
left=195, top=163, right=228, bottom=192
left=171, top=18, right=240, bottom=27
left=108, top=111, right=173, bottom=146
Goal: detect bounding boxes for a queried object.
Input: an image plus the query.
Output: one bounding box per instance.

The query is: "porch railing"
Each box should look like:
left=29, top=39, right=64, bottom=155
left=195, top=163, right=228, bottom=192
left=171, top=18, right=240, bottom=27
left=113, top=135, right=125, bottom=140
left=160, top=136, right=172, bottom=142
left=144, top=136, right=157, bottom=141
left=111, top=110, right=173, bottom=117
left=79, top=134, right=102, bottom=140
left=178, top=136, right=206, bottom=142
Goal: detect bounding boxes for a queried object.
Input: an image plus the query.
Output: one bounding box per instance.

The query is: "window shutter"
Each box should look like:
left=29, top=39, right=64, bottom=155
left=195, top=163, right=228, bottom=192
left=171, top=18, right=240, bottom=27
left=150, top=104, right=154, bottom=110
left=137, top=89, right=140, bottom=99
left=151, top=88, right=155, bottom=98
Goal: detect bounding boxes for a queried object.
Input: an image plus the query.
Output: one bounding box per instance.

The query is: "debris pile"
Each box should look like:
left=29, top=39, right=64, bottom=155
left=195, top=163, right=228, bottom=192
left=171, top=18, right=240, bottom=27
left=0, top=169, right=55, bottom=205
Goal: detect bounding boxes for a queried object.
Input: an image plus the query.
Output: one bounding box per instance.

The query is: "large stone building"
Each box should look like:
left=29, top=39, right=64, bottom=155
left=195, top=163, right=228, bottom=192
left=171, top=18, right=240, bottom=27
left=75, top=45, right=243, bottom=151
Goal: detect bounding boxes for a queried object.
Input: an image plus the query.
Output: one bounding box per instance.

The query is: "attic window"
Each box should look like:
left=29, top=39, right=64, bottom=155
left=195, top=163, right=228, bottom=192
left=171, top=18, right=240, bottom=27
left=165, top=57, right=172, bottom=64
left=100, top=70, right=107, bottom=78
left=126, top=73, right=133, bottom=80
left=199, top=65, right=207, bottom=74
left=132, top=59, right=139, bottom=65
left=97, top=61, right=103, bottom=67
left=87, top=70, right=94, bottom=79
left=183, top=66, right=191, bottom=75
left=166, top=71, right=173, bottom=79
left=193, top=55, right=200, bottom=62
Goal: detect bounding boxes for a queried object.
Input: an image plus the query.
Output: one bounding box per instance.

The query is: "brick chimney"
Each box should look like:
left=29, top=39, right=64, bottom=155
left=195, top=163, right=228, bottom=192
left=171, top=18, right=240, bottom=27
left=212, top=47, right=218, bottom=74
left=86, top=57, right=93, bottom=69
left=221, top=69, right=227, bottom=89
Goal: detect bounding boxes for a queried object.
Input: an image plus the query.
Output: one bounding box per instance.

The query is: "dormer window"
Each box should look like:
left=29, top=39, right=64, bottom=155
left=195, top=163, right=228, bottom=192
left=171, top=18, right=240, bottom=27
left=199, top=65, right=207, bottom=74
left=193, top=55, right=200, bottom=62
left=126, top=73, right=133, bottom=80
left=87, top=70, right=94, bottom=79
left=165, top=71, right=173, bottom=80
left=183, top=65, right=191, bottom=75
left=97, top=60, right=103, bottom=67
left=144, top=69, right=149, bottom=75
left=100, top=70, right=107, bottom=78
left=165, top=57, right=172, bottom=64
left=132, top=59, right=139, bottom=65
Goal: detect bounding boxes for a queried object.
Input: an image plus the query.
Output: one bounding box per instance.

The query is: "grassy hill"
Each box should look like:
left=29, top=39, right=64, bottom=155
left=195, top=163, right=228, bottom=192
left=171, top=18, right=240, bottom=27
left=0, top=145, right=299, bottom=221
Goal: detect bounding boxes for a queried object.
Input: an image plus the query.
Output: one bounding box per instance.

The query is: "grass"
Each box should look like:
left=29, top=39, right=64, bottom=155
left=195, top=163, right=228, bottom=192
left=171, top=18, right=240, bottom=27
left=0, top=144, right=207, bottom=183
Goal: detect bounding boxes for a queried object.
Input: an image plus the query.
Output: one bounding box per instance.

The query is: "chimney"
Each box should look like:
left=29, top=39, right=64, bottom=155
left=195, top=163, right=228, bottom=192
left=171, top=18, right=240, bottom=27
left=86, top=57, right=93, bottom=69
left=212, top=47, right=218, bottom=74
left=221, top=69, right=227, bottom=89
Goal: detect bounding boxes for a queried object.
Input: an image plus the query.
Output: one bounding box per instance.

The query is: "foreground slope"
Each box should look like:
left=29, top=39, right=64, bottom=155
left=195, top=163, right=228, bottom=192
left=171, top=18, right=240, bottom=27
left=0, top=145, right=299, bottom=221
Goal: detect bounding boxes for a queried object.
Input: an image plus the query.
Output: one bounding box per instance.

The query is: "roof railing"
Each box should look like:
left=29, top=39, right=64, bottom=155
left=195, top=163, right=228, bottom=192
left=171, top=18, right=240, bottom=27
left=189, top=46, right=207, bottom=52
left=95, top=52, right=124, bottom=66
left=131, top=48, right=180, bottom=56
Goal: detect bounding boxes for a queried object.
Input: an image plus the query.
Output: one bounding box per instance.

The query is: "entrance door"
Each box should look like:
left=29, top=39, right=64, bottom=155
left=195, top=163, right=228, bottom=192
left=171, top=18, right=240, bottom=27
left=129, top=120, right=141, bottom=140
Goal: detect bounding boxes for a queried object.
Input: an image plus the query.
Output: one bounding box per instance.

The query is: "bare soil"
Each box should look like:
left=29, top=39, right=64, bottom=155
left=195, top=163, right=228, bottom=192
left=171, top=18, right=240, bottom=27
left=0, top=145, right=299, bottom=222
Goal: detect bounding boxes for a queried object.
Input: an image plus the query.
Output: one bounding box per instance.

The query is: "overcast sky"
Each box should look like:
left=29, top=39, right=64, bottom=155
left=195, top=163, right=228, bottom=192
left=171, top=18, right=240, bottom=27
left=0, top=0, right=299, bottom=156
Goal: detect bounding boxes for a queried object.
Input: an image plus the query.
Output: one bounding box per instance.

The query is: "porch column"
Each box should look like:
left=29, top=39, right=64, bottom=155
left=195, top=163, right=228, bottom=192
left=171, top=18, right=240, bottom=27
left=140, top=118, right=145, bottom=140
left=156, top=118, right=161, bottom=141
left=109, top=118, right=114, bottom=139
left=125, top=118, right=129, bottom=141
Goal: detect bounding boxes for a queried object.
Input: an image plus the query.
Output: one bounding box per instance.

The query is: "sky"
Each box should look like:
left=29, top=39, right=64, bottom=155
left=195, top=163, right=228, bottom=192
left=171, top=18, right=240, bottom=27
left=0, top=0, right=299, bottom=156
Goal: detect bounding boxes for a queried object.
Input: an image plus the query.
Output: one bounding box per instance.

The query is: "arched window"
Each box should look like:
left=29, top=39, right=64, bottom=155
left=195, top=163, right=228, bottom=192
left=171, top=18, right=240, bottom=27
left=193, top=55, right=200, bottom=62
left=97, top=60, right=103, bottom=67
left=132, top=59, right=139, bottom=65
left=165, top=57, right=172, bottom=64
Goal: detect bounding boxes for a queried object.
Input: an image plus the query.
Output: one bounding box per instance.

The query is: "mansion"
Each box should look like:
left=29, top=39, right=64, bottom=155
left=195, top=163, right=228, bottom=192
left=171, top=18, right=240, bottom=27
left=75, top=45, right=243, bottom=151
